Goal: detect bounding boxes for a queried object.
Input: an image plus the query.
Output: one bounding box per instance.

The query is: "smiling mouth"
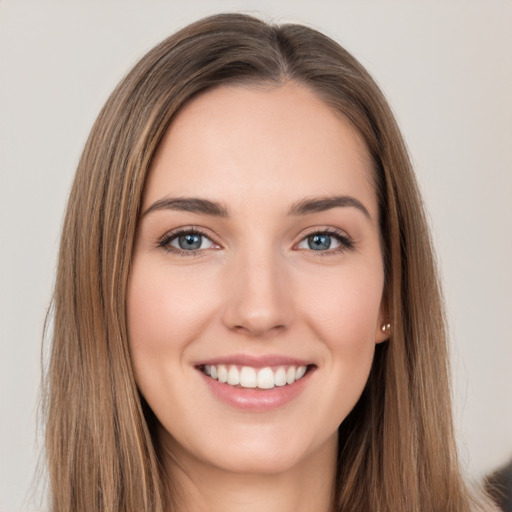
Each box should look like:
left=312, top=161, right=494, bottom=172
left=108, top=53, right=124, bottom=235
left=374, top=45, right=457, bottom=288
left=199, top=364, right=315, bottom=390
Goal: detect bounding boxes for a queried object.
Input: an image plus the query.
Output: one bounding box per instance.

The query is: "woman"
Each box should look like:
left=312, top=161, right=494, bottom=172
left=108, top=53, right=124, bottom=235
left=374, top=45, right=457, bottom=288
left=44, top=12, right=494, bottom=512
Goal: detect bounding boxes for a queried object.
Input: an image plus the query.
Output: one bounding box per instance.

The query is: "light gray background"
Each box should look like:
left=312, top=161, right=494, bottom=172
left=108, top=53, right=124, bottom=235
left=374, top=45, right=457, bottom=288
left=1, top=1, right=511, bottom=510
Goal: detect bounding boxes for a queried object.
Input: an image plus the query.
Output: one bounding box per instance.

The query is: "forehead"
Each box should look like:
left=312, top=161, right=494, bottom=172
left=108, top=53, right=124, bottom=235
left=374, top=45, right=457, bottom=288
left=144, top=83, right=377, bottom=217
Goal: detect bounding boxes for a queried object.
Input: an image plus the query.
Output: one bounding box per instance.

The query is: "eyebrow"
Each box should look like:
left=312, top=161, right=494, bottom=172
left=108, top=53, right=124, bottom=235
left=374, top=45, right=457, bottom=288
left=142, top=194, right=370, bottom=219
left=288, top=195, right=371, bottom=219
left=142, top=197, right=229, bottom=217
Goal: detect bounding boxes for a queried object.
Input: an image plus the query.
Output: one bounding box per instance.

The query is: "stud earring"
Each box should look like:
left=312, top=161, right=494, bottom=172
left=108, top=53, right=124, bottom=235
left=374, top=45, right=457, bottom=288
left=381, top=323, right=391, bottom=333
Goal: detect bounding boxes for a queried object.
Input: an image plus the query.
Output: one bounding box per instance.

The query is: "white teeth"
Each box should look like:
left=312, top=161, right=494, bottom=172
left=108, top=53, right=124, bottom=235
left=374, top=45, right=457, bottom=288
left=240, top=366, right=257, bottom=388
left=227, top=365, right=240, bottom=385
left=257, top=367, right=275, bottom=389
left=296, top=365, right=307, bottom=380
left=203, top=364, right=309, bottom=389
left=274, top=366, right=287, bottom=387
left=217, top=364, right=228, bottom=383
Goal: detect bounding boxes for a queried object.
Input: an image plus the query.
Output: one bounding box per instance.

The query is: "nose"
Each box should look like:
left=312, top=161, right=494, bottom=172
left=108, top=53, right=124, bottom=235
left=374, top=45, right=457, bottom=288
left=221, top=247, right=294, bottom=338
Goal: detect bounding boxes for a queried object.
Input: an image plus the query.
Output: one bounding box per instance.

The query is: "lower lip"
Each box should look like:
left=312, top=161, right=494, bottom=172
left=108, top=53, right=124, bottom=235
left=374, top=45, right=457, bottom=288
left=199, top=370, right=313, bottom=412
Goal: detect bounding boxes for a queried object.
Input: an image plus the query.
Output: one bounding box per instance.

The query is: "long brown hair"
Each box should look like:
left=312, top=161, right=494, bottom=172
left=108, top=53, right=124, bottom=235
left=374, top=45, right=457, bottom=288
left=44, top=13, right=491, bottom=512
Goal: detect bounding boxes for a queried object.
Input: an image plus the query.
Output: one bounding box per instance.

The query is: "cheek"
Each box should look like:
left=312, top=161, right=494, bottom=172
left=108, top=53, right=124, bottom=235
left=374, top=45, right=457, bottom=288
left=126, top=259, right=219, bottom=374
left=295, top=262, right=383, bottom=404
left=297, top=261, right=383, bottom=344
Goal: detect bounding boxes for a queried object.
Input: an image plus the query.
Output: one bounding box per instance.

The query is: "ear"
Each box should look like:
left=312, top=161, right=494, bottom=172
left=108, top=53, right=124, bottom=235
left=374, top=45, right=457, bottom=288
left=375, top=299, right=390, bottom=344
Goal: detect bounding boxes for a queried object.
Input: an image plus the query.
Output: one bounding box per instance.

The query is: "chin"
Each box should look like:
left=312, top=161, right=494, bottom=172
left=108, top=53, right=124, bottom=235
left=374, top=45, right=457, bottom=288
left=210, top=445, right=307, bottom=475
left=163, top=421, right=339, bottom=477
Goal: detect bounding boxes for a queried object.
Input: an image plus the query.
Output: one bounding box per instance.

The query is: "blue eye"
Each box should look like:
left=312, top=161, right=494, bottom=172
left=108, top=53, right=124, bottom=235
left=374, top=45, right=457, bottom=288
left=159, top=229, right=216, bottom=254
left=175, top=233, right=203, bottom=250
left=307, top=234, right=333, bottom=251
left=296, top=230, right=354, bottom=253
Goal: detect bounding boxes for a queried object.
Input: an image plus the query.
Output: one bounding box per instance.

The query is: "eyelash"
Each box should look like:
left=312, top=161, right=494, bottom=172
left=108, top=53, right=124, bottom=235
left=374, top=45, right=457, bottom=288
left=297, top=227, right=355, bottom=255
left=157, top=227, right=355, bottom=257
left=157, top=227, right=218, bottom=257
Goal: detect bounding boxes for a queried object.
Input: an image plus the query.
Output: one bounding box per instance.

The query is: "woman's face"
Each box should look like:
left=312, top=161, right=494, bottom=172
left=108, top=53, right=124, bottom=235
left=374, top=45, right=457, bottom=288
left=127, top=83, right=387, bottom=476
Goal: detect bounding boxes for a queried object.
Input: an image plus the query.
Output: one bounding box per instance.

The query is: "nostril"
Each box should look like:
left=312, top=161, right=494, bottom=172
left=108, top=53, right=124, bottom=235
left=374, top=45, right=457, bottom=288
left=230, top=322, right=287, bottom=337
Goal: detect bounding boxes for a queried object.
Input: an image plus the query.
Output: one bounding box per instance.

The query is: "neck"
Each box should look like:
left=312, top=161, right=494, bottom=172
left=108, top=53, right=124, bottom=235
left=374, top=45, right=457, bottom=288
left=160, top=429, right=337, bottom=512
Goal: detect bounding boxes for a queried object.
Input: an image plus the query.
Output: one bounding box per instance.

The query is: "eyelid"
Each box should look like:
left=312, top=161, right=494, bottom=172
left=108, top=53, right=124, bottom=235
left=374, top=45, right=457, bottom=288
left=157, top=226, right=222, bottom=256
left=156, top=225, right=355, bottom=257
left=293, top=226, right=355, bottom=254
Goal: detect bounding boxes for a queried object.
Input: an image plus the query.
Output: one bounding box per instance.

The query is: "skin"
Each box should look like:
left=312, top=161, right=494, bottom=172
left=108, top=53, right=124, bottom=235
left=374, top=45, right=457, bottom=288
left=127, top=82, right=388, bottom=512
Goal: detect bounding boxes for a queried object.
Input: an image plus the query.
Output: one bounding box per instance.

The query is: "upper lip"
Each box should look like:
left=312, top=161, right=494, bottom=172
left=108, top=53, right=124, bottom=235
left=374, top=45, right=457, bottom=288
left=195, top=354, right=314, bottom=369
